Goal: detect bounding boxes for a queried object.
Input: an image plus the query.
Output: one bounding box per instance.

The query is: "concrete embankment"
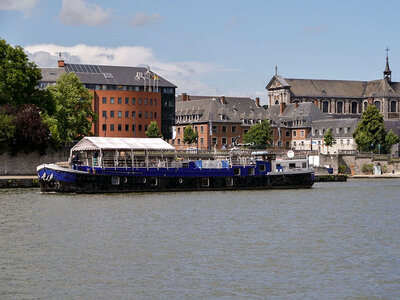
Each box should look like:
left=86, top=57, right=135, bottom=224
left=0, top=176, right=39, bottom=188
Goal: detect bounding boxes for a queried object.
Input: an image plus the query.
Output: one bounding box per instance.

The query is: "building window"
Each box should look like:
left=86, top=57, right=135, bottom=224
left=337, top=101, right=343, bottom=113
left=110, top=97, right=115, bottom=104
left=232, top=126, right=237, bottom=133
left=322, top=101, right=329, bottom=113
left=102, top=97, right=107, bottom=104
left=154, top=112, right=157, bottom=118
left=132, top=111, right=136, bottom=118
left=145, top=111, right=148, bottom=118
left=212, top=137, right=217, bottom=145
left=150, top=112, right=153, bottom=119
left=177, top=139, right=181, bottom=145
left=150, top=99, right=153, bottom=105
left=110, top=124, right=115, bottom=131
left=125, top=111, right=129, bottom=118
left=118, top=124, right=122, bottom=131
left=118, top=97, right=122, bottom=104
left=293, top=131, right=297, bottom=137
left=125, top=124, right=129, bottom=131
left=144, top=98, right=148, bottom=105
left=138, top=111, right=142, bottom=118
left=390, top=100, right=397, bottom=113
left=177, top=127, right=181, bottom=134
left=139, top=125, right=142, bottom=131
left=212, top=125, right=217, bottom=134
left=222, top=137, right=227, bottom=145
left=118, top=111, right=122, bottom=118
left=285, top=131, right=290, bottom=137
left=102, top=124, right=106, bottom=131
left=145, top=125, right=148, bottom=131
left=102, top=111, right=107, bottom=118
left=125, top=97, right=129, bottom=104
left=154, top=99, right=157, bottom=106
left=132, top=124, right=135, bottom=132
left=132, top=98, right=136, bottom=105
left=364, top=102, right=368, bottom=111
left=374, top=100, right=381, bottom=111
left=222, top=126, right=227, bottom=133
left=200, top=137, right=204, bottom=145
left=139, top=98, right=142, bottom=105
left=110, top=111, right=115, bottom=118
left=351, top=102, right=358, bottom=114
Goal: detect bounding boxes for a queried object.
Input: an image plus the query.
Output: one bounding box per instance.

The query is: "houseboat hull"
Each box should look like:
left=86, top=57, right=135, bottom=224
left=37, top=164, right=314, bottom=193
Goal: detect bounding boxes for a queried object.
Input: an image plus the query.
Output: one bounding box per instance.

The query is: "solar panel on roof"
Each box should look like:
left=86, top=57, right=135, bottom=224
left=82, top=65, right=88, bottom=73
left=88, top=65, right=96, bottom=73
left=103, top=73, right=114, bottom=79
left=76, top=65, right=84, bottom=72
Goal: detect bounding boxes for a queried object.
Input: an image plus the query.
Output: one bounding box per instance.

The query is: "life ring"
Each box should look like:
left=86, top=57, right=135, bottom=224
left=54, top=180, right=61, bottom=189
left=142, top=178, right=147, bottom=183
left=178, top=178, right=183, bottom=184
left=124, top=177, right=128, bottom=184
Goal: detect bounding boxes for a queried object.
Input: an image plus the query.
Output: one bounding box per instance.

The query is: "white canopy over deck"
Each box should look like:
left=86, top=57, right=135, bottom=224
left=71, top=137, right=175, bottom=152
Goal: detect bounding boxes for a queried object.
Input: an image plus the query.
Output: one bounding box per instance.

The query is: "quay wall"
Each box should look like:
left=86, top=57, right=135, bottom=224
left=0, top=145, right=72, bottom=175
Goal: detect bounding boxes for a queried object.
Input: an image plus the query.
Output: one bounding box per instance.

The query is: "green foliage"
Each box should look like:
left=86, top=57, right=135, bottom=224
left=243, top=119, right=273, bottom=148
left=0, top=39, right=42, bottom=106
left=0, top=113, right=15, bottom=154
left=145, top=121, right=162, bottom=138
left=384, top=129, right=400, bottom=153
left=362, top=163, right=373, bottom=174
left=47, top=72, right=96, bottom=143
left=338, top=165, right=346, bottom=174
left=183, top=125, right=198, bottom=145
left=323, top=128, right=336, bottom=147
left=353, top=105, right=389, bottom=153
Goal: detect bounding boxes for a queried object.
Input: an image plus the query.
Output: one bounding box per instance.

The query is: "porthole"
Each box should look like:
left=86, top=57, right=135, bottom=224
left=111, top=176, right=120, bottom=185
left=178, top=178, right=183, bottom=184
left=123, top=177, right=128, bottom=184
left=142, top=177, right=147, bottom=184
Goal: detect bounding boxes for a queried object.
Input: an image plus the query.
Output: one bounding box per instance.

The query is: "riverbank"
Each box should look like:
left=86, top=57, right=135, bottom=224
left=0, top=176, right=39, bottom=188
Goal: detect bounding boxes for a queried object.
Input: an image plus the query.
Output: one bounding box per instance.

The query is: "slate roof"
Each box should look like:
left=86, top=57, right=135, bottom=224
left=175, top=96, right=267, bottom=124
left=40, top=63, right=176, bottom=88
left=309, top=119, right=359, bottom=138
left=265, top=102, right=328, bottom=127
left=267, top=76, right=400, bottom=98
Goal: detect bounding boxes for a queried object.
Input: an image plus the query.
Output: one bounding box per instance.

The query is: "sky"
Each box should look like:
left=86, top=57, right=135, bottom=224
left=1, top=0, right=400, bottom=104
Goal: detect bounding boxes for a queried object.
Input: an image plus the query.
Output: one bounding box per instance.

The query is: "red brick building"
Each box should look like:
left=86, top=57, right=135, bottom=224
left=39, top=60, right=176, bottom=138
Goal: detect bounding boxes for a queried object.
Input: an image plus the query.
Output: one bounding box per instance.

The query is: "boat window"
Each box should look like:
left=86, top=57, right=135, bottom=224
left=202, top=178, right=209, bottom=187
left=225, top=177, right=234, bottom=186
left=302, top=162, right=307, bottom=168
left=150, top=177, right=158, bottom=186
left=111, top=176, right=120, bottom=185
left=259, top=164, right=266, bottom=172
left=289, top=163, right=296, bottom=169
left=234, top=168, right=241, bottom=176
left=248, top=167, right=255, bottom=176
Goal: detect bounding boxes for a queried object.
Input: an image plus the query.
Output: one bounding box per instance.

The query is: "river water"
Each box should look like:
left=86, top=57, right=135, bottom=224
left=1, top=180, right=399, bottom=299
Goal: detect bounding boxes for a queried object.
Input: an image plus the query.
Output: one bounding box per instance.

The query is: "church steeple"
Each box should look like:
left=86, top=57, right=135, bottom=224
left=384, top=46, right=392, bottom=82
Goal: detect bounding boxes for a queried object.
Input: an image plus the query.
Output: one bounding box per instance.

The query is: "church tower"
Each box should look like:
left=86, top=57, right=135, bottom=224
left=384, top=46, right=392, bottom=82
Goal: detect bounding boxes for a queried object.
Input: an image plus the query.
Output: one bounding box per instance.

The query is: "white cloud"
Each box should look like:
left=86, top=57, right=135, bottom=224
left=130, top=12, right=162, bottom=27
left=25, top=43, right=229, bottom=96
left=0, top=0, right=39, bottom=10
left=60, top=0, right=111, bottom=26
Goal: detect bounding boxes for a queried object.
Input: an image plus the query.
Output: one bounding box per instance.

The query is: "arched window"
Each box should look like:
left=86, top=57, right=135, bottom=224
left=275, top=100, right=279, bottom=105
left=337, top=101, right=343, bottom=113
left=322, top=101, right=329, bottom=113
left=390, top=100, right=397, bottom=112
left=363, top=101, right=368, bottom=111
left=351, top=102, right=358, bottom=114
left=374, top=100, right=381, bottom=111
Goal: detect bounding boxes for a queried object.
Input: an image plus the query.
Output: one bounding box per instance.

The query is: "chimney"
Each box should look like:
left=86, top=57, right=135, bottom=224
left=220, top=96, right=226, bottom=105
left=182, top=93, right=189, bottom=102
left=57, top=52, right=64, bottom=68
left=295, top=102, right=299, bottom=108
left=255, top=97, right=260, bottom=107
left=279, top=102, right=286, bottom=114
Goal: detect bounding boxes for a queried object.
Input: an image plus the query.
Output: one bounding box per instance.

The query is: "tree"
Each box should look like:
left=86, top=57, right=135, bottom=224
left=0, top=112, right=15, bottom=154
left=183, top=125, right=198, bottom=146
left=353, top=105, right=389, bottom=153
left=384, top=129, right=400, bottom=154
left=243, top=119, right=273, bottom=148
left=47, top=72, right=96, bottom=144
left=145, top=121, right=162, bottom=138
left=323, top=128, right=336, bottom=153
left=9, top=104, right=50, bottom=155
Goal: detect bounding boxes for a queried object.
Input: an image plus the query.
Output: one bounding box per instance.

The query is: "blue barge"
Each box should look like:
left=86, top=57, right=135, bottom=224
left=37, top=137, right=314, bottom=193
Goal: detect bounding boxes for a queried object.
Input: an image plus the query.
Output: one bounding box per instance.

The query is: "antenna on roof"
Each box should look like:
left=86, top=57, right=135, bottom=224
left=275, top=66, right=278, bottom=76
